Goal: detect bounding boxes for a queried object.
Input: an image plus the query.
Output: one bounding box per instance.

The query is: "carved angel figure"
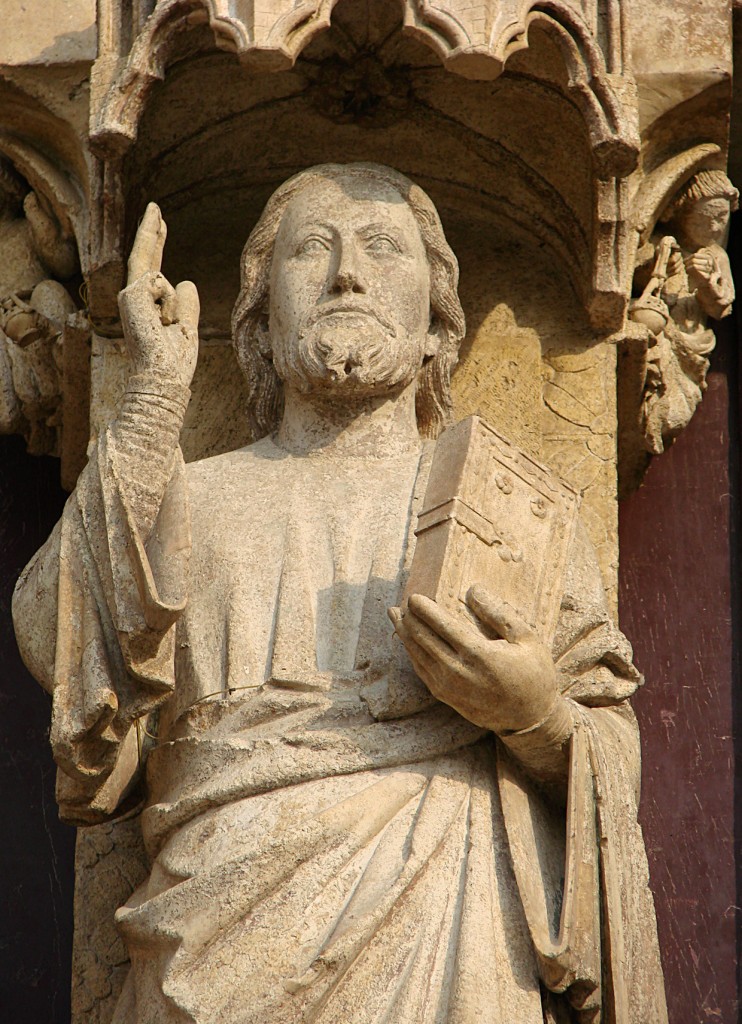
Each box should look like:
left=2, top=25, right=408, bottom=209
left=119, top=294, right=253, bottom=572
left=631, top=169, right=738, bottom=453
left=0, top=158, right=77, bottom=454
left=14, top=164, right=667, bottom=1023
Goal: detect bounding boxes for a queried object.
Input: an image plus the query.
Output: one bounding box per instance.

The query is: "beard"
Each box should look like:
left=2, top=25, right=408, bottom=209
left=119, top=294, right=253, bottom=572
left=273, top=308, right=425, bottom=397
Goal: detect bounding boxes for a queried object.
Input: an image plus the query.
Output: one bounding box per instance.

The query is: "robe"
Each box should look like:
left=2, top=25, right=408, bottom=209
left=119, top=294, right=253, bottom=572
left=12, top=429, right=668, bottom=1024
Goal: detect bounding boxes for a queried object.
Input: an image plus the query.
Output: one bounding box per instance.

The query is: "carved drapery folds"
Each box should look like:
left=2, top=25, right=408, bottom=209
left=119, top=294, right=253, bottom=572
left=1, top=2, right=737, bottom=1022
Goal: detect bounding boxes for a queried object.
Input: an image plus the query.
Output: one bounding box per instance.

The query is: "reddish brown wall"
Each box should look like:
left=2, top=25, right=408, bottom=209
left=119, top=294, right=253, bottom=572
left=618, top=217, right=741, bottom=1024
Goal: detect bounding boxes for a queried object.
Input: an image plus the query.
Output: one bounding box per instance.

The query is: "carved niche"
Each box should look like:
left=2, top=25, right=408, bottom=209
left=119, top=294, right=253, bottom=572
left=1, top=0, right=737, bottom=1021
left=88, top=0, right=639, bottom=331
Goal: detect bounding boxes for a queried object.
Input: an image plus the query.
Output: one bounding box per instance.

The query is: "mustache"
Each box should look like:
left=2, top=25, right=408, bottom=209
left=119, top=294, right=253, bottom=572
left=277, top=306, right=419, bottom=392
left=300, top=302, right=397, bottom=337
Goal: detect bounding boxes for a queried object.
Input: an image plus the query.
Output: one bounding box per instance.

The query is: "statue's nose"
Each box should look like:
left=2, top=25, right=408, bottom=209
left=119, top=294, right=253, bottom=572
left=328, top=239, right=367, bottom=294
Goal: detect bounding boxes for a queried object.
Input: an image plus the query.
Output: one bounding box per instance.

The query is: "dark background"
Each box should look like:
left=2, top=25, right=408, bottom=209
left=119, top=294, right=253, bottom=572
left=0, top=435, right=73, bottom=1020
left=1, top=222, right=740, bottom=1022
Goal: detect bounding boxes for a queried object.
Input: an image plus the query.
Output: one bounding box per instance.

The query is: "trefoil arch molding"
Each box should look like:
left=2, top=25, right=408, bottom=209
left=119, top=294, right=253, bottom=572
left=92, top=0, right=638, bottom=178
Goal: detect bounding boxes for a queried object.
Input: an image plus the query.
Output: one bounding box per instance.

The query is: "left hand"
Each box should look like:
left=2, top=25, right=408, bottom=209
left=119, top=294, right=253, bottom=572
left=389, top=587, right=560, bottom=735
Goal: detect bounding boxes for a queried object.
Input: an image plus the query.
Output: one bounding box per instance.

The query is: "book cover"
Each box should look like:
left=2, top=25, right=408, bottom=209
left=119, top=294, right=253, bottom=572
left=404, top=416, right=580, bottom=646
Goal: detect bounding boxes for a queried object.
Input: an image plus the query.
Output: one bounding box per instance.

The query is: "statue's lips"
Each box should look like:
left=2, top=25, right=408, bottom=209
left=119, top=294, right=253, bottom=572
left=305, top=304, right=392, bottom=331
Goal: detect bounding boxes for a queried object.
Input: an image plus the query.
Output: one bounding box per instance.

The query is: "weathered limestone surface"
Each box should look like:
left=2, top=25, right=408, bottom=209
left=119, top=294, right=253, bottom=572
left=0, top=0, right=96, bottom=67
left=0, top=165, right=79, bottom=455
left=1, top=1, right=737, bottom=1020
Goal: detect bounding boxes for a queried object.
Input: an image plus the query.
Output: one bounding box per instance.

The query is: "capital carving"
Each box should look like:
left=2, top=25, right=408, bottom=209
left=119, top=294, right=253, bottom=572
left=629, top=169, right=737, bottom=453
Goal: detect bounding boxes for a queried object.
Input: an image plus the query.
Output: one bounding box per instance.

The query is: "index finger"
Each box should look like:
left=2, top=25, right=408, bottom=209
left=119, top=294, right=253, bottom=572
left=406, top=594, right=477, bottom=653
left=128, top=203, right=166, bottom=284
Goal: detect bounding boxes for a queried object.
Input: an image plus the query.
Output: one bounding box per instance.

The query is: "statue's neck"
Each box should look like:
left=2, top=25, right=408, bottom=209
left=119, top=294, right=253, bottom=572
left=276, top=382, right=422, bottom=458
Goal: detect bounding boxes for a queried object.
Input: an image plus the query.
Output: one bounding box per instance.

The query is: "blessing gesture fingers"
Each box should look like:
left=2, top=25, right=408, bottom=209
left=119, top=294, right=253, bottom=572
left=389, top=587, right=560, bottom=736
left=119, top=202, right=200, bottom=389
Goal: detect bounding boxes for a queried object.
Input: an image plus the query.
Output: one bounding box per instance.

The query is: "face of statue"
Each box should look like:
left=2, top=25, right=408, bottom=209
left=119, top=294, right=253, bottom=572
left=679, top=196, right=731, bottom=247
left=268, top=175, right=438, bottom=398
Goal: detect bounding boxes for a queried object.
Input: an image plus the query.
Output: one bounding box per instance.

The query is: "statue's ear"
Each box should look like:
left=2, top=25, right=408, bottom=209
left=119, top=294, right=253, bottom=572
left=424, top=316, right=444, bottom=359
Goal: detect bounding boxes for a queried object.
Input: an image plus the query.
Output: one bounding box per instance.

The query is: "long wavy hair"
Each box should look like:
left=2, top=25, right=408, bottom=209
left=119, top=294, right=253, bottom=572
left=232, top=163, right=466, bottom=440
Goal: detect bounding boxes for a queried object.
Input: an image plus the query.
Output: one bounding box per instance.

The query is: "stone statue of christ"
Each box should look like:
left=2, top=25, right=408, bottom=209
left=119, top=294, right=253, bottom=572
left=13, top=163, right=667, bottom=1023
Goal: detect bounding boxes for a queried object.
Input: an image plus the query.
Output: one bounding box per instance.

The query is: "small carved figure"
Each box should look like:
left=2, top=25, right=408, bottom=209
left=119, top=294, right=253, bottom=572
left=0, top=158, right=78, bottom=454
left=14, top=165, right=667, bottom=1023
left=630, top=170, right=738, bottom=453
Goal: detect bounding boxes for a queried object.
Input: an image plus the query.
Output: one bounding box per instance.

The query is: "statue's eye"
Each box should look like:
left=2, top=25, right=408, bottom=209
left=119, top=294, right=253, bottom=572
left=297, top=235, right=331, bottom=255
left=365, top=235, right=400, bottom=254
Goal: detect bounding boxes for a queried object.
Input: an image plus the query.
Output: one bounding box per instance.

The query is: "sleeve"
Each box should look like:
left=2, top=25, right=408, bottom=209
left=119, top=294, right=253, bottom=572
left=12, top=428, right=191, bottom=825
left=496, top=521, right=668, bottom=1024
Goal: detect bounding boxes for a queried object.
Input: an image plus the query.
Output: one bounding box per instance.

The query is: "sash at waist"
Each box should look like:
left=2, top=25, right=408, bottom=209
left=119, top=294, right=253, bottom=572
left=141, top=687, right=486, bottom=858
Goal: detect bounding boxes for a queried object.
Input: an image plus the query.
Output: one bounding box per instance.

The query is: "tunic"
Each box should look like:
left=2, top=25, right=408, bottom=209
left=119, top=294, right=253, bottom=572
left=13, top=430, right=668, bottom=1024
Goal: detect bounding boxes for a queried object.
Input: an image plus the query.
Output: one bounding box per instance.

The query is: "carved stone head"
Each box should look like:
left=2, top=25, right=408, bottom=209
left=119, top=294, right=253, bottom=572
left=661, top=169, right=739, bottom=248
left=232, top=163, right=465, bottom=439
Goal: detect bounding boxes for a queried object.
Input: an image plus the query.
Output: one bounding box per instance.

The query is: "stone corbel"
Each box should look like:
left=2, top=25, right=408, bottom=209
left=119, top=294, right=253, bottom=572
left=618, top=145, right=736, bottom=489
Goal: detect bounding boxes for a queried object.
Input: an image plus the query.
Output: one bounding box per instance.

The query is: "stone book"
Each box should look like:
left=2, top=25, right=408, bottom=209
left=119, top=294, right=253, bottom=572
left=405, top=416, right=580, bottom=646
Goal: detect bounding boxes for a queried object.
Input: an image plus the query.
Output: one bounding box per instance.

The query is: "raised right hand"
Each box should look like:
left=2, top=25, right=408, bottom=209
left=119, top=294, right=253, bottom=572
left=118, top=203, right=200, bottom=389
